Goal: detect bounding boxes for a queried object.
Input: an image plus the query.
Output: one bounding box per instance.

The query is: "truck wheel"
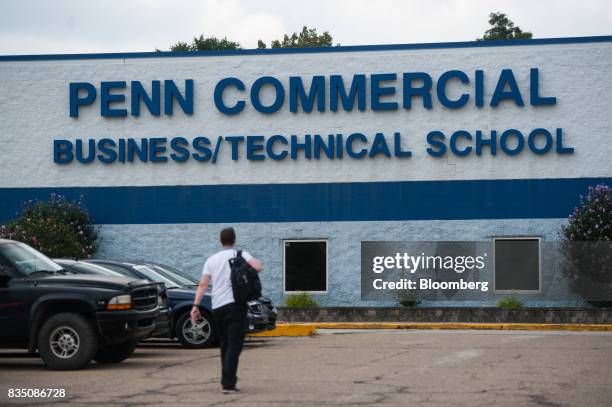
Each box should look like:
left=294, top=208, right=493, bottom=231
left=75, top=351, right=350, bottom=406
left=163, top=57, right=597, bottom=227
left=37, top=313, right=98, bottom=370
left=175, top=310, right=217, bottom=348
left=94, top=339, right=139, bottom=364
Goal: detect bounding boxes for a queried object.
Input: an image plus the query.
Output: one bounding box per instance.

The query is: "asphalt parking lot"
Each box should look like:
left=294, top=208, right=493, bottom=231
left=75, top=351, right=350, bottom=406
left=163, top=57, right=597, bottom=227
left=0, top=329, right=611, bottom=406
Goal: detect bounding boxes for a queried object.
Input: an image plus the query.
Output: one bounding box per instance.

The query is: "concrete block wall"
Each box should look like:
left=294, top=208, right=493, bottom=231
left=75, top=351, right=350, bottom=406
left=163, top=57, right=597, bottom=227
left=95, top=218, right=586, bottom=307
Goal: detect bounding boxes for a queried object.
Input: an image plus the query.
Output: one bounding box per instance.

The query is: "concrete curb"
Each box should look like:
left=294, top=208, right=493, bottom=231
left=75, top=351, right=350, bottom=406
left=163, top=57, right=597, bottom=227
left=249, top=322, right=612, bottom=336
left=249, top=324, right=318, bottom=337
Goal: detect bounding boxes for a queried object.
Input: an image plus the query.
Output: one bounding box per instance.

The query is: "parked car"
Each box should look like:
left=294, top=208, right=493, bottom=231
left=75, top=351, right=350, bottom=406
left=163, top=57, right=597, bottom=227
left=54, top=259, right=172, bottom=339
left=0, top=239, right=161, bottom=370
left=58, top=259, right=276, bottom=348
left=143, top=261, right=277, bottom=331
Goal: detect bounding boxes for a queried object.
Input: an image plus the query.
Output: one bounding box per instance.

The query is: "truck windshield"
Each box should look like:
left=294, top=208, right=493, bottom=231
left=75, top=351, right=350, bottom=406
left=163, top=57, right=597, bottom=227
left=0, top=242, right=63, bottom=276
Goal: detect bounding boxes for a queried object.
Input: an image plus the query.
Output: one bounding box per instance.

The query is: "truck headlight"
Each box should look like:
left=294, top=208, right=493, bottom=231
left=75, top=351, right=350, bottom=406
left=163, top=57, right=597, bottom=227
left=107, top=295, right=132, bottom=310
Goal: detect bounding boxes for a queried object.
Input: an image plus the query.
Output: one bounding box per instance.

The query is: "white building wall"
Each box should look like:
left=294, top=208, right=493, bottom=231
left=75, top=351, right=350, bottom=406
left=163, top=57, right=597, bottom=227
left=1, top=38, right=611, bottom=306
left=0, top=41, right=611, bottom=188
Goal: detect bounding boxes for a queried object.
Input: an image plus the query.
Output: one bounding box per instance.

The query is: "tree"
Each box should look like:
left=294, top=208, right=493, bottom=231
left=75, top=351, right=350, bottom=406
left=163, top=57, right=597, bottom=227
left=258, top=26, right=335, bottom=49
left=168, top=35, right=241, bottom=52
left=477, top=12, right=533, bottom=41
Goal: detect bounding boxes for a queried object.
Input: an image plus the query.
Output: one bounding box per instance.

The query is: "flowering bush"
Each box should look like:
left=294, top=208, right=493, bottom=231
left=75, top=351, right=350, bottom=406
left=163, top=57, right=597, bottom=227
left=560, top=184, right=611, bottom=306
left=562, top=184, right=611, bottom=241
left=0, top=194, right=97, bottom=259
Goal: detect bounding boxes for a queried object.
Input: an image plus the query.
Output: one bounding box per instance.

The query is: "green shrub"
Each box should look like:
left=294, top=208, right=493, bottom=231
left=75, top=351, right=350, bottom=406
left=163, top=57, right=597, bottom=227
left=0, top=193, right=97, bottom=259
left=284, top=292, right=319, bottom=308
left=497, top=294, right=523, bottom=309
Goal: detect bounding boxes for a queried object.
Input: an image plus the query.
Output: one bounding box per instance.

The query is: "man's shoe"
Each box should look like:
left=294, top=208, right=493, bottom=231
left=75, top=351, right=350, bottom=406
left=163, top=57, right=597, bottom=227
left=222, top=387, right=240, bottom=394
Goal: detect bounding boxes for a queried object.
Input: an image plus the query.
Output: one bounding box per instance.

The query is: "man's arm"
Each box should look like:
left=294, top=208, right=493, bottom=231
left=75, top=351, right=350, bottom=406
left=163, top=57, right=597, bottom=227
left=191, top=273, right=210, bottom=322
left=249, top=258, right=263, bottom=273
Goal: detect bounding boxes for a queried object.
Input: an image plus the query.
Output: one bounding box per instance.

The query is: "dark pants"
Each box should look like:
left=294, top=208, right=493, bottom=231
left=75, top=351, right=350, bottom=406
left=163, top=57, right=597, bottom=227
left=213, top=302, right=247, bottom=389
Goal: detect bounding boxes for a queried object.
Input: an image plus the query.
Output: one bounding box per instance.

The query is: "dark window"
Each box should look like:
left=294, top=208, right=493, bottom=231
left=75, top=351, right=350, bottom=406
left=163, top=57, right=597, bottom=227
left=494, top=238, right=540, bottom=291
left=284, top=240, right=327, bottom=292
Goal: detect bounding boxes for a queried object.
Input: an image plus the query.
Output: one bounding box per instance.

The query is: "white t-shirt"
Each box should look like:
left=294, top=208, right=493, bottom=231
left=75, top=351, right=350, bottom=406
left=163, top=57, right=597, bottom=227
left=202, top=248, right=253, bottom=309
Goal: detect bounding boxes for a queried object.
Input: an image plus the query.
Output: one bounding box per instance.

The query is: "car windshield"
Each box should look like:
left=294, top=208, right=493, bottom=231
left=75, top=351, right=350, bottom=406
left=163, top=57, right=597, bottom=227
left=148, top=263, right=199, bottom=287
left=62, top=261, right=125, bottom=277
left=133, top=265, right=180, bottom=288
left=90, top=262, right=140, bottom=279
left=0, top=242, right=63, bottom=276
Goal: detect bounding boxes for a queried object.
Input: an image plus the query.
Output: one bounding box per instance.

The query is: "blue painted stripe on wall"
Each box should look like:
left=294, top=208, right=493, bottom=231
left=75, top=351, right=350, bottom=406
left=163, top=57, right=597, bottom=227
left=1, top=35, right=611, bottom=62
left=0, top=178, right=609, bottom=225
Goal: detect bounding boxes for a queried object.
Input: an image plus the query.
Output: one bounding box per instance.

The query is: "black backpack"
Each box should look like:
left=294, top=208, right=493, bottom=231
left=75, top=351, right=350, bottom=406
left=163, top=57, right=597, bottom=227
left=229, top=250, right=262, bottom=304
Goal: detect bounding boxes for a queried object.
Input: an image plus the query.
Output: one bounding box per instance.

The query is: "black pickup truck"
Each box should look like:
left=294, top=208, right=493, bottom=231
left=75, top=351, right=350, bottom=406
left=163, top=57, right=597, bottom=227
left=0, top=239, right=161, bottom=370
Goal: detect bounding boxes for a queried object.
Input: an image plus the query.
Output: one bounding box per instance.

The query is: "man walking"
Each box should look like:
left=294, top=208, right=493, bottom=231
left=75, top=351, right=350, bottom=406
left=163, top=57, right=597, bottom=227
left=191, top=227, right=262, bottom=394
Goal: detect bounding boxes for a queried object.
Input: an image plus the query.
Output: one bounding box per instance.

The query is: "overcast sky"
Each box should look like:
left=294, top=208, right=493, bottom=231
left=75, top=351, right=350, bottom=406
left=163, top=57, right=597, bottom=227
left=1, top=0, right=611, bottom=55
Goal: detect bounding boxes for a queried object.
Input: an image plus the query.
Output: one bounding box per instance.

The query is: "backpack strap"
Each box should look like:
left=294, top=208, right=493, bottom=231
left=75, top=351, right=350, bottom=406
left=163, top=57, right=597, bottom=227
left=237, top=250, right=242, bottom=258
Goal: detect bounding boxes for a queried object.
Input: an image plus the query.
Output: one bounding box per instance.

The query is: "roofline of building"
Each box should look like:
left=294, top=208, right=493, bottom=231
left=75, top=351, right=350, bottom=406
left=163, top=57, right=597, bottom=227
left=1, top=35, right=612, bottom=62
